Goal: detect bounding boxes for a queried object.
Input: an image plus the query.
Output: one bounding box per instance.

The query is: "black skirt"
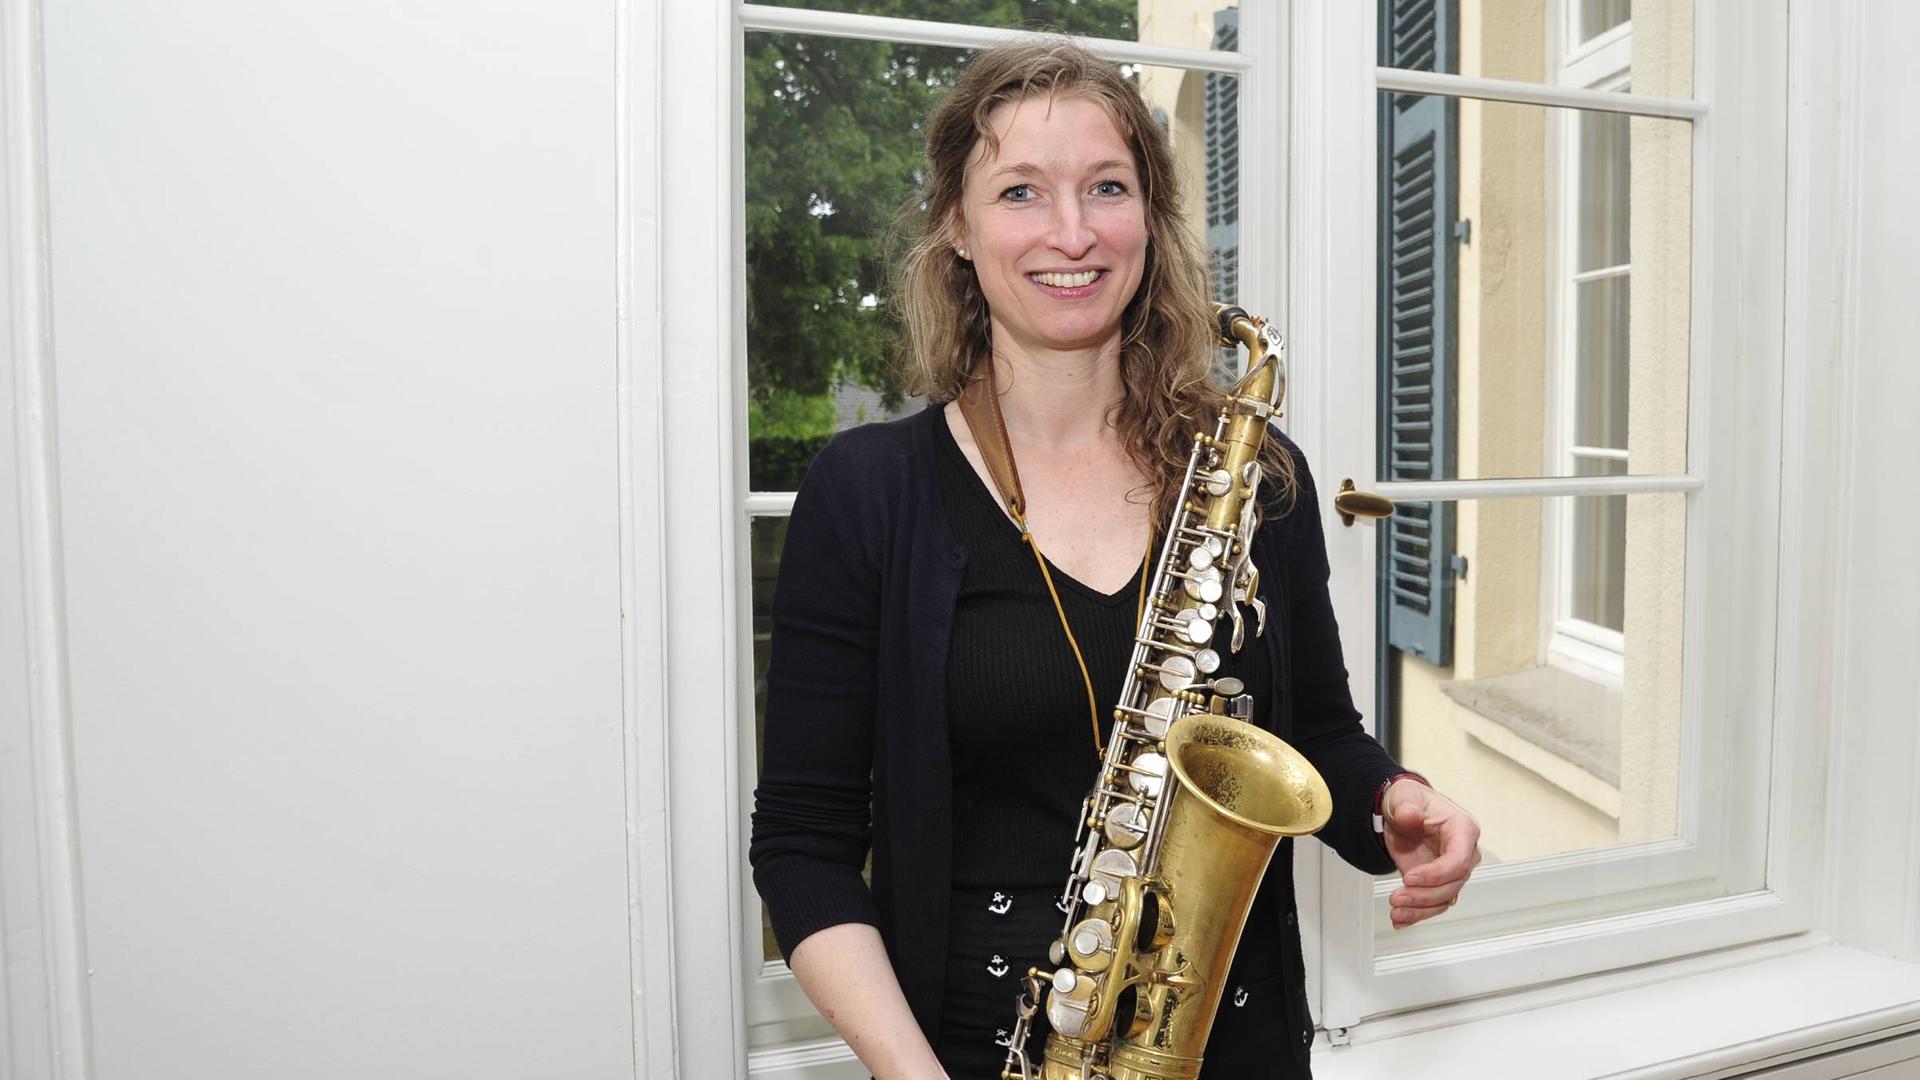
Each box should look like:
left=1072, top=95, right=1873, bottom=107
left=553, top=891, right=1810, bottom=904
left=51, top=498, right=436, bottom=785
left=933, top=887, right=1309, bottom=1079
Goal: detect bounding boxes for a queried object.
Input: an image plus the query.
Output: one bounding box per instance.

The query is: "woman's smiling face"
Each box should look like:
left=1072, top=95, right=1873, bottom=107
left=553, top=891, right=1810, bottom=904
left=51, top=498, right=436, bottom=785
left=954, top=94, right=1148, bottom=359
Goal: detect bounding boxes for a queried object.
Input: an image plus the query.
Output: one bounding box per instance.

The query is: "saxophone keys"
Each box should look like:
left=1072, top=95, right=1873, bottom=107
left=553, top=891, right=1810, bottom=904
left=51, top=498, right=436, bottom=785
left=1154, top=654, right=1197, bottom=691
left=1126, top=751, right=1167, bottom=798
left=1197, top=602, right=1219, bottom=623
left=1103, top=800, right=1150, bottom=847
left=1184, top=573, right=1225, bottom=604
left=1045, top=972, right=1097, bottom=1038
left=1179, top=611, right=1213, bottom=645
left=1187, top=544, right=1215, bottom=571
left=1066, top=918, right=1117, bottom=970
left=1135, top=696, right=1178, bottom=738
left=1194, top=647, right=1221, bottom=674
left=1089, top=847, right=1140, bottom=895
left=1200, top=468, right=1232, bottom=496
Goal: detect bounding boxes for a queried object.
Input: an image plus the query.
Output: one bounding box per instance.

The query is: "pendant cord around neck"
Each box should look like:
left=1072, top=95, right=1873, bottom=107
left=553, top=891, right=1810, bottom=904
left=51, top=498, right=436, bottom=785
left=957, top=363, right=1152, bottom=758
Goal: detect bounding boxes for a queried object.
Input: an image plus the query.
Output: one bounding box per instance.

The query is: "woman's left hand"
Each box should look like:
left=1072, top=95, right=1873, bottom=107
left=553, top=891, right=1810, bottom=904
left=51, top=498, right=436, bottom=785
left=1381, top=779, right=1482, bottom=930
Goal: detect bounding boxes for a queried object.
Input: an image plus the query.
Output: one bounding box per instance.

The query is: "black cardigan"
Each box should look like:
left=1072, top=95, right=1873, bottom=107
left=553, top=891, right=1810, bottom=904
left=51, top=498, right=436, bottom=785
left=749, top=405, right=1405, bottom=1065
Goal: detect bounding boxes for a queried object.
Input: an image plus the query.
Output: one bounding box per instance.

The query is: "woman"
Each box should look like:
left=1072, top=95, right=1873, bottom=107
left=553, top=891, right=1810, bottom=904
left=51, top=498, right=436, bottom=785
left=749, top=39, right=1481, bottom=1080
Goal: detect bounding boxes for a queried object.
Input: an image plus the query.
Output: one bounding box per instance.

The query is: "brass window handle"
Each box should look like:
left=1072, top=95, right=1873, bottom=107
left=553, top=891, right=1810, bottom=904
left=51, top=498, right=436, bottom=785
left=1335, top=479, right=1395, bottom=527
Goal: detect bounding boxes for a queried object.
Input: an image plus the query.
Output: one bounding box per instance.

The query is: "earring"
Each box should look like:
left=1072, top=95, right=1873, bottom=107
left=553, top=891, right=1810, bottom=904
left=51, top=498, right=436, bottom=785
left=956, top=247, right=970, bottom=260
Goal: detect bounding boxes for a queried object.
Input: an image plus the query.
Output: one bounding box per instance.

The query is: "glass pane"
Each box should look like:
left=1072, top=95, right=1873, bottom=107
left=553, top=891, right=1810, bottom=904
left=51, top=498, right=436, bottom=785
left=750, top=515, right=787, bottom=961
left=748, top=0, right=1237, bottom=51
left=1577, top=109, right=1630, bottom=271
left=1579, top=0, right=1633, bottom=43
left=1575, top=274, right=1630, bottom=450
left=746, top=30, right=1238, bottom=491
left=1379, top=0, right=1688, bottom=98
left=1376, top=491, right=1687, bottom=940
left=1569, top=460, right=1627, bottom=629
left=743, top=32, right=956, bottom=491
left=1375, top=94, right=1690, bottom=480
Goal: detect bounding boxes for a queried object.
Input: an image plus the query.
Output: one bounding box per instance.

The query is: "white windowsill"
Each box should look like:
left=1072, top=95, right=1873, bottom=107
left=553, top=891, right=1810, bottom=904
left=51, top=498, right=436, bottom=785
left=1313, top=941, right=1920, bottom=1079
left=746, top=942, right=1920, bottom=1079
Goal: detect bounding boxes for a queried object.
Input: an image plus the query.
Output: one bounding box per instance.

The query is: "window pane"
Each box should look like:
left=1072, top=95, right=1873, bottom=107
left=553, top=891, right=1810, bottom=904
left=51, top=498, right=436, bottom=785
left=743, top=32, right=956, bottom=491
left=1377, top=491, right=1688, bottom=940
left=750, top=515, right=787, bottom=961
left=746, top=0, right=1233, bottom=51
left=1577, top=108, right=1630, bottom=272
left=746, top=30, right=1238, bottom=491
left=1575, top=275, right=1630, bottom=450
left=1375, top=94, right=1689, bottom=480
left=1379, top=0, right=1687, bottom=98
left=1579, top=0, right=1632, bottom=43
left=1569, top=459, right=1628, bottom=630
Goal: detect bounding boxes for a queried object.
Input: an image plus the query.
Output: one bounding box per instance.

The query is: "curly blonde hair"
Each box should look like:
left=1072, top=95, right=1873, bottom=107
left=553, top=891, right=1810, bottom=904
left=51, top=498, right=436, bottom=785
left=889, top=38, right=1293, bottom=522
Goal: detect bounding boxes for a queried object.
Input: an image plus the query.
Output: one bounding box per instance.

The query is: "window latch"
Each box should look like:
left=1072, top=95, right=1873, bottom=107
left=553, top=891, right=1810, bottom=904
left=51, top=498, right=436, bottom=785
left=1335, top=478, right=1395, bottom=527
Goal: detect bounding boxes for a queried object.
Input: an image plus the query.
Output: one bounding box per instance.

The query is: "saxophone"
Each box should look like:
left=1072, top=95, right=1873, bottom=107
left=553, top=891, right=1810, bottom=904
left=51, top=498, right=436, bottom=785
left=999, top=306, right=1333, bottom=1080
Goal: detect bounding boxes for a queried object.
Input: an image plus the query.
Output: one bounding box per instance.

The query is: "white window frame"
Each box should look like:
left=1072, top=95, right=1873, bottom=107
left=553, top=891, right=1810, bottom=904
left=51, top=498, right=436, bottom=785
left=1310, top=0, right=1805, bottom=1031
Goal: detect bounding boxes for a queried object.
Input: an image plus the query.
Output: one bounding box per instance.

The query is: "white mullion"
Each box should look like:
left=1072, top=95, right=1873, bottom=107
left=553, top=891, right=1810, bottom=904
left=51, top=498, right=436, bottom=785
left=738, top=2, right=1251, bottom=74
left=744, top=491, right=797, bottom=515
left=1304, top=0, right=1378, bottom=1038
left=1572, top=262, right=1630, bottom=284
left=1571, top=446, right=1631, bottom=462
left=1375, top=474, right=1699, bottom=502
left=1375, top=68, right=1703, bottom=120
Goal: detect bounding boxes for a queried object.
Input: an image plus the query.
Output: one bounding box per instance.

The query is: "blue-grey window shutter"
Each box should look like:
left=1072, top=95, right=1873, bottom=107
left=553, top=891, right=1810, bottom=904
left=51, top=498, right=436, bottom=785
left=1377, top=0, right=1458, bottom=666
left=1204, top=9, right=1239, bottom=305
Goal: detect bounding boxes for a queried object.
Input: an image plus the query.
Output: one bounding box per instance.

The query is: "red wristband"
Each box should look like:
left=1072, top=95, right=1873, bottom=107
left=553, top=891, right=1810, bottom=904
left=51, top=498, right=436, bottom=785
left=1372, top=771, right=1431, bottom=836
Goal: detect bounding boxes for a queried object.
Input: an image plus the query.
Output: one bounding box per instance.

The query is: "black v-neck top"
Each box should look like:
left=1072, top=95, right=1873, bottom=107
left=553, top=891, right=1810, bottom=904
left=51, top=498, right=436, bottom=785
left=750, top=404, right=1408, bottom=1073
left=933, top=412, right=1274, bottom=888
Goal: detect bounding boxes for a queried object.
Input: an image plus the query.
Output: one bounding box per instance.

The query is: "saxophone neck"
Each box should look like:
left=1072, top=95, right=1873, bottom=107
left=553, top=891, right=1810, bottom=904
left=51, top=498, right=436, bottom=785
left=1229, top=333, right=1286, bottom=421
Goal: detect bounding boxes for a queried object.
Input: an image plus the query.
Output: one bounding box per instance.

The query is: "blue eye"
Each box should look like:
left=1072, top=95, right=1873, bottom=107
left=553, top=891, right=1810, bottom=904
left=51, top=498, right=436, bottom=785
left=1094, top=179, right=1129, bottom=197
left=1000, top=184, right=1034, bottom=202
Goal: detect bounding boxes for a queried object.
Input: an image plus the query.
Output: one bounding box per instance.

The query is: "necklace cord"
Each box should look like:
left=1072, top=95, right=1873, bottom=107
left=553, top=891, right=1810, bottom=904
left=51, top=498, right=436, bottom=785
left=958, top=362, right=1155, bottom=759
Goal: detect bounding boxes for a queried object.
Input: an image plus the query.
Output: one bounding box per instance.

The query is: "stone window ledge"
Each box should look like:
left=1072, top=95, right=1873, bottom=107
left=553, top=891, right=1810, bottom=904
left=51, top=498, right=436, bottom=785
left=1439, top=666, right=1622, bottom=818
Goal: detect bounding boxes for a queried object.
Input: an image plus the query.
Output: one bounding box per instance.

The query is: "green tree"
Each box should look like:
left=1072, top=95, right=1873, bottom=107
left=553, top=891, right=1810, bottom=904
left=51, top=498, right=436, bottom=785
left=744, top=2, right=1137, bottom=488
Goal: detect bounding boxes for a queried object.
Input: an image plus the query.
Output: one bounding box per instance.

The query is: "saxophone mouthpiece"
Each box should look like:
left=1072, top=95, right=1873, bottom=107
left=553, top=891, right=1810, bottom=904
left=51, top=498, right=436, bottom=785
left=1212, top=304, right=1251, bottom=344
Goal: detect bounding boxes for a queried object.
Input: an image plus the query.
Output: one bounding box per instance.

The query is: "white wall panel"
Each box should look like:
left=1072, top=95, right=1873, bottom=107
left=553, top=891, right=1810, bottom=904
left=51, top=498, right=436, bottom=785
left=38, top=2, right=630, bottom=1077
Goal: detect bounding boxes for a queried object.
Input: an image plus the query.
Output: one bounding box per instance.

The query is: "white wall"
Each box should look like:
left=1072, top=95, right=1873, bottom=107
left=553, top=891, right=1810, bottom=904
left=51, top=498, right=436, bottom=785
left=6, top=2, right=635, bottom=1077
